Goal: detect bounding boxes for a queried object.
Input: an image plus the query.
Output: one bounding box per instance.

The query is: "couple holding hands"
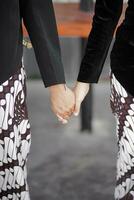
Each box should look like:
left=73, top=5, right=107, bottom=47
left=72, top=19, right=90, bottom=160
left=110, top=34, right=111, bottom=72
left=1, top=0, right=134, bottom=199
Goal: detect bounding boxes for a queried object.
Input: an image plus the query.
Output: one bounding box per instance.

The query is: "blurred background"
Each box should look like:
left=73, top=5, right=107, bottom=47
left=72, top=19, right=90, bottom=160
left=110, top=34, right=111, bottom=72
left=22, top=0, right=127, bottom=199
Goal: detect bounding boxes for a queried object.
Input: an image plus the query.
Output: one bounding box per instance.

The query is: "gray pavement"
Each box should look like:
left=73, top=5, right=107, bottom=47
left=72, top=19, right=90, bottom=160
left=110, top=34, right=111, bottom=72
left=26, top=80, right=118, bottom=200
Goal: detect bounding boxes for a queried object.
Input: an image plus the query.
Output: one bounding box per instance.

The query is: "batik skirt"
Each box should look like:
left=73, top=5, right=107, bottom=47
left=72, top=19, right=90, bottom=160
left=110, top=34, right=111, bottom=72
left=110, top=72, right=134, bottom=200
left=0, top=65, right=31, bottom=200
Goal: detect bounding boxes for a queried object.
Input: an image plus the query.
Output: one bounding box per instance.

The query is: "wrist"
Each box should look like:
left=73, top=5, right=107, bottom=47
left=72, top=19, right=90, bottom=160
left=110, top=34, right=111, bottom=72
left=48, top=83, right=67, bottom=92
left=76, top=81, right=90, bottom=87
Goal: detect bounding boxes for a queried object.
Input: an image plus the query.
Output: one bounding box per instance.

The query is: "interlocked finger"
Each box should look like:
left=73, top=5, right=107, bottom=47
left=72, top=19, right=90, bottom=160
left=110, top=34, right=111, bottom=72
left=56, top=114, right=68, bottom=124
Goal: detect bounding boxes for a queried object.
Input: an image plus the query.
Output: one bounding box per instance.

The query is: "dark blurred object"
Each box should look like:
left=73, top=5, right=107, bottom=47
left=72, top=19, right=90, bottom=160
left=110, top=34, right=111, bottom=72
left=81, top=86, right=93, bottom=132
left=80, top=0, right=94, bottom=12
left=80, top=38, right=93, bottom=132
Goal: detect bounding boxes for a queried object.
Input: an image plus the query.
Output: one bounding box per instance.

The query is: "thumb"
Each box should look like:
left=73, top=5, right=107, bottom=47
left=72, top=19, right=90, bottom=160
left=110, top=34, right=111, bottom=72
left=74, top=100, right=81, bottom=116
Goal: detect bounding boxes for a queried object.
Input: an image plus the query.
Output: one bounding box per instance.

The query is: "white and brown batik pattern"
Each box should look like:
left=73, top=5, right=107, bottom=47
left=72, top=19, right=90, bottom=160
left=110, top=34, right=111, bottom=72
left=110, top=72, right=134, bottom=200
left=0, top=66, right=31, bottom=200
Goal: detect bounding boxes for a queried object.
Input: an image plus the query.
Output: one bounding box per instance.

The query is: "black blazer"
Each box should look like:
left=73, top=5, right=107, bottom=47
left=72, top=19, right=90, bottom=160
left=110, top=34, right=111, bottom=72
left=77, top=0, right=134, bottom=96
left=0, top=0, right=66, bottom=87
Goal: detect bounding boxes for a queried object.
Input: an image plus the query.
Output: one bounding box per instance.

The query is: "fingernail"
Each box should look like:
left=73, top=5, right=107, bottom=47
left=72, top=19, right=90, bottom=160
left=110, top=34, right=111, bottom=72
left=57, top=114, right=64, bottom=120
left=74, top=112, right=78, bottom=116
left=63, top=121, right=68, bottom=124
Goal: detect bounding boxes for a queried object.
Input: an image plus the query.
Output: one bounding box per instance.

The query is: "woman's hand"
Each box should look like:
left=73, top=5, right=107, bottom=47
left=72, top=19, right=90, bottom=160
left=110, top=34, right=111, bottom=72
left=48, top=84, right=75, bottom=124
left=73, top=82, right=90, bottom=116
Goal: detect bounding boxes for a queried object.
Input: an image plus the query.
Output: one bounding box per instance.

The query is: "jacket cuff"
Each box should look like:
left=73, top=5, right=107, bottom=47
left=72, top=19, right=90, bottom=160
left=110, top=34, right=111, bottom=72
left=77, top=62, right=100, bottom=83
left=43, top=77, right=66, bottom=88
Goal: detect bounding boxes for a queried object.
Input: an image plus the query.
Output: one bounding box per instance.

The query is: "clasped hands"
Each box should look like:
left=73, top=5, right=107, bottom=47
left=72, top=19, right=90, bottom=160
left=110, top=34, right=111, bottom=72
left=49, top=82, right=90, bottom=124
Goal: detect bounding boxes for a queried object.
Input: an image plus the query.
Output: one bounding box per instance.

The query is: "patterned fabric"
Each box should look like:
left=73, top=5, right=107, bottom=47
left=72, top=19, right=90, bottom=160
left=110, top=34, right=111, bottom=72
left=110, top=72, right=134, bottom=200
left=0, top=66, right=31, bottom=200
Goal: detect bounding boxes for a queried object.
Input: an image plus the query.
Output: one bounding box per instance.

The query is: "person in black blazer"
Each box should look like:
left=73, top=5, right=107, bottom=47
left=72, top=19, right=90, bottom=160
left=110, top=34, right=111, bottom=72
left=67, top=0, right=134, bottom=199
left=0, top=0, right=75, bottom=199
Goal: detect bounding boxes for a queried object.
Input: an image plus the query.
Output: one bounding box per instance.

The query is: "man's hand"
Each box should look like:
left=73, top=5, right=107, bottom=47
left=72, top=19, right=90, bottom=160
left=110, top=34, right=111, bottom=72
left=48, top=84, right=75, bottom=124
left=73, top=82, right=90, bottom=116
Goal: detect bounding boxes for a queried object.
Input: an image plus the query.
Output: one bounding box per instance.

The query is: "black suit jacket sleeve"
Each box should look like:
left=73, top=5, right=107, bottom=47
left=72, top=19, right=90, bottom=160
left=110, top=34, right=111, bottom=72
left=77, top=0, right=123, bottom=83
left=20, top=0, right=66, bottom=87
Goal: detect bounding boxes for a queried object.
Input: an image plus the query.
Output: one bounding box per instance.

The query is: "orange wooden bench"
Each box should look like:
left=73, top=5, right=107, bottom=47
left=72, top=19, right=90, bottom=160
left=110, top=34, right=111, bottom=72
left=23, top=3, right=126, bottom=39
left=23, top=3, right=92, bottom=39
